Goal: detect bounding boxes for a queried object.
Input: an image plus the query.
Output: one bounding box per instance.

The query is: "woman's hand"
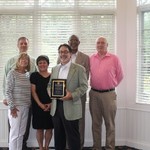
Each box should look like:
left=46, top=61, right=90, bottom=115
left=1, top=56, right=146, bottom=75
left=10, top=107, right=19, bottom=118
left=44, top=103, right=51, bottom=111
left=3, top=99, right=8, bottom=106
left=39, top=103, right=46, bottom=110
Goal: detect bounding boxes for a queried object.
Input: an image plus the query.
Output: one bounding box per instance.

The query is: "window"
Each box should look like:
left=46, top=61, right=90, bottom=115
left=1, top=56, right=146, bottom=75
left=137, top=0, right=150, bottom=104
left=0, top=0, right=116, bottom=101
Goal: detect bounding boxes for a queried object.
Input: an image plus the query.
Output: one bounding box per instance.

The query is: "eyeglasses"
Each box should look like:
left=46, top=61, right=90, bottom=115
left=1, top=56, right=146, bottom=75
left=58, top=51, right=69, bottom=54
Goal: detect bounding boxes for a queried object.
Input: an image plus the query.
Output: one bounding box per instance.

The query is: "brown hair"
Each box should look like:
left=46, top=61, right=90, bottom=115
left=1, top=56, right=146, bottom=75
left=58, top=43, right=72, bottom=53
left=15, top=52, right=30, bottom=72
left=36, top=55, right=50, bottom=65
left=17, top=37, right=29, bottom=44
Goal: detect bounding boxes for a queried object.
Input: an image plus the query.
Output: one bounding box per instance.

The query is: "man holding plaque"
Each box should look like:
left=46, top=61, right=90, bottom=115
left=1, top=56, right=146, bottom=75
left=57, top=35, right=90, bottom=149
left=50, top=43, right=88, bottom=150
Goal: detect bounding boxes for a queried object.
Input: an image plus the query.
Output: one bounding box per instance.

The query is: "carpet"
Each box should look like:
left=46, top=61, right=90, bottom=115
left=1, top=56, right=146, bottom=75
left=0, top=146, right=142, bottom=150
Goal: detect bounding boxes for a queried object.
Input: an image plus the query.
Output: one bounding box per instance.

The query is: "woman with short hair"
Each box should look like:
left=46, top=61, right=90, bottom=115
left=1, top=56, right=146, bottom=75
left=30, top=55, right=53, bottom=150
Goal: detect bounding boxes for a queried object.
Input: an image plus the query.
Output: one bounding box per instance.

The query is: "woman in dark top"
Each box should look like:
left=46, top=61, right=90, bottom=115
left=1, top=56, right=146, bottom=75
left=30, top=55, right=53, bottom=150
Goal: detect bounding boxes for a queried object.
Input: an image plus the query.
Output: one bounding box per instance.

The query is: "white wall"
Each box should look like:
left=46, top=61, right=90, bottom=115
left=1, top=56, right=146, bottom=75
left=117, top=0, right=150, bottom=150
left=1, top=0, right=150, bottom=149
left=0, top=103, right=127, bottom=148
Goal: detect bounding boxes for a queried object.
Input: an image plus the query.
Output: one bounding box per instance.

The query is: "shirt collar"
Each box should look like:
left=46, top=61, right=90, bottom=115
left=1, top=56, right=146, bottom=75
left=60, top=60, right=72, bottom=68
left=95, top=51, right=111, bottom=58
left=72, top=51, right=78, bottom=57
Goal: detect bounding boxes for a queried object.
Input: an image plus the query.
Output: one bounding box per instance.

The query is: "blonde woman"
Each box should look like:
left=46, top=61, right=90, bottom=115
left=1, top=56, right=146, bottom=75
left=5, top=52, right=31, bottom=150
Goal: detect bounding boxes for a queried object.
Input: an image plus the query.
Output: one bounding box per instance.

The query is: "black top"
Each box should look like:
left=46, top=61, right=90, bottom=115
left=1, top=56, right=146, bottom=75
left=30, top=72, right=53, bottom=129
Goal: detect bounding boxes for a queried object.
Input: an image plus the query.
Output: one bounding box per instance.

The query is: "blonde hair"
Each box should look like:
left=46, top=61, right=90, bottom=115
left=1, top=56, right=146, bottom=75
left=15, top=52, right=30, bottom=72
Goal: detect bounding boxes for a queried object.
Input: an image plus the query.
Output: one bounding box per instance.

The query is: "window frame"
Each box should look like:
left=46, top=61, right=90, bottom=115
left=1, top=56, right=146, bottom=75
left=136, top=2, right=150, bottom=104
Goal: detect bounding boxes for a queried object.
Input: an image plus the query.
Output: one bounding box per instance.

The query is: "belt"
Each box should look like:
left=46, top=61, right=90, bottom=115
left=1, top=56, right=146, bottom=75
left=91, top=88, right=115, bottom=93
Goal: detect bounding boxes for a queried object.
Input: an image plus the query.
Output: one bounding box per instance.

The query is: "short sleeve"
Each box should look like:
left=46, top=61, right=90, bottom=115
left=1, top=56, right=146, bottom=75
left=30, top=72, right=37, bottom=85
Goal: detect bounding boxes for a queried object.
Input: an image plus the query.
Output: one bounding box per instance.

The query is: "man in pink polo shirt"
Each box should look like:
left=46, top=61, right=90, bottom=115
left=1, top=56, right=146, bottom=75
left=89, top=36, right=123, bottom=150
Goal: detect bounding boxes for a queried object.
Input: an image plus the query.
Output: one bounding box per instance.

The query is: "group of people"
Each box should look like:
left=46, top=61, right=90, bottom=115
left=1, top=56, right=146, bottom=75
left=2, top=35, right=123, bottom=150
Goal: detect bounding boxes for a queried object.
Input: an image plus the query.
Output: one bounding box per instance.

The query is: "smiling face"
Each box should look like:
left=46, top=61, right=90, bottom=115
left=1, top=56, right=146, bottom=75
left=58, top=45, right=72, bottom=65
left=96, top=37, right=108, bottom=55
left=68, top=35, right=80, bottom=54
left=19, top=57, right=29, bottom=68
left=16, top=53, right=30, bottom=71
left=17, top=38, right=29, bottom=53
left=37, top=60, right=49, bottom=72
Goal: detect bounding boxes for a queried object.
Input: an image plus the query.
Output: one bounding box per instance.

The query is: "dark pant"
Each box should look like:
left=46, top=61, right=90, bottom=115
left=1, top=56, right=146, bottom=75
left=52, top=100, right=80, bottom=150
left=22, top=106, right=32, bottom=149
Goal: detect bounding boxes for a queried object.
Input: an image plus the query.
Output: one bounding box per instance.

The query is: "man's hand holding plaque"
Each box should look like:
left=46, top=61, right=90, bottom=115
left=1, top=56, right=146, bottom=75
left=51, top=79, right=66, bottom=98
left=62, top=90, right=73, bottom=101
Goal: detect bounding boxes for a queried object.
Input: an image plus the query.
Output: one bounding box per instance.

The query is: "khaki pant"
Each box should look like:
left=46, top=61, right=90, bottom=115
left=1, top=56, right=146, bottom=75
left=89, top=89, right=117, bottom=150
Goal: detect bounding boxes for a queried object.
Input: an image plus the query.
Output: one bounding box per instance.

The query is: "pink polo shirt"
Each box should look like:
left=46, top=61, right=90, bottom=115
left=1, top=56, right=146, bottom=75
left=90, top=52, right=123, bottom=90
